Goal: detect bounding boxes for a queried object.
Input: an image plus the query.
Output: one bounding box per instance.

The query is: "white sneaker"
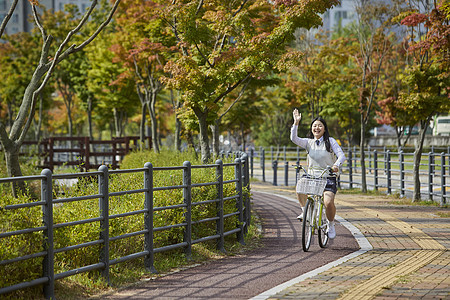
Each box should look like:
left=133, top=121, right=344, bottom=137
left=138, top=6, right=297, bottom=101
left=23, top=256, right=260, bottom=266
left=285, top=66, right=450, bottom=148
left=327, top=221, right=336, bottom=239
left=297, top=208, right=304, bottom=221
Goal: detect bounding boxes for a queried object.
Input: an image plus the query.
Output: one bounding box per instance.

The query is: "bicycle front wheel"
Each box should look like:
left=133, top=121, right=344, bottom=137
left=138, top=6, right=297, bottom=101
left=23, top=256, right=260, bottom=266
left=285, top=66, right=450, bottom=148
left=318, top=201, right=329, bottom=248
left=302, top=198, right=314, bottom=252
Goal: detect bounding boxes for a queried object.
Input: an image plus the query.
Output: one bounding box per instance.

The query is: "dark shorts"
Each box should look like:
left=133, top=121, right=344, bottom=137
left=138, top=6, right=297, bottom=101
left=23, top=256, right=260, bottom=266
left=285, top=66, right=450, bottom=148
left=324, top=176, right=337, bottom=194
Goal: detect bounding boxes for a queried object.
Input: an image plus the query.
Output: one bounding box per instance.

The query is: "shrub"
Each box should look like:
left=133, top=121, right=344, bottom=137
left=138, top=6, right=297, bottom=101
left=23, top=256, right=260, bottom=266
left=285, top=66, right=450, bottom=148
left=1, top=149, right=248, bottom=298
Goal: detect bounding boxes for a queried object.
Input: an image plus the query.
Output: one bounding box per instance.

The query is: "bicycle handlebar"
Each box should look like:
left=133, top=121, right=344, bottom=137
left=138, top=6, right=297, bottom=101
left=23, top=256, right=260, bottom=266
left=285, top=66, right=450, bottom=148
left=292, top=164, right=336, bottom=177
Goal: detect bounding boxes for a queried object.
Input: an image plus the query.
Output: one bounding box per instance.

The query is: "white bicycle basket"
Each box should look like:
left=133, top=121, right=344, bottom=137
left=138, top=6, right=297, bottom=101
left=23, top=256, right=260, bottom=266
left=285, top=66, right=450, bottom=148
left=296, top=176, right=327, bottom=195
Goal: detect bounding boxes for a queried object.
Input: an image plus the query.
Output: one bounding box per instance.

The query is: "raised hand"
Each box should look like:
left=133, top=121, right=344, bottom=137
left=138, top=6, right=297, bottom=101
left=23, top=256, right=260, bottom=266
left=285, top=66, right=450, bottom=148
left=293, top=108, right=302, bottom=124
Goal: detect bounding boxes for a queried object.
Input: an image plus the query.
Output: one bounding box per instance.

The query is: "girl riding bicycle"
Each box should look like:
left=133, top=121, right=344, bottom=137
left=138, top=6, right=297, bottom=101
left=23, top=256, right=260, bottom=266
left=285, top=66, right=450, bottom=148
left=290, top=109, right=346, bottom=239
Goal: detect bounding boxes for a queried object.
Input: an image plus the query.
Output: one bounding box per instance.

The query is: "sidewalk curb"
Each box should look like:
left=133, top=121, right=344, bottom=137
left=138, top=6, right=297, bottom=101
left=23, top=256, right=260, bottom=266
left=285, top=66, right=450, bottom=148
left=249, top=191, right=373, bottom=300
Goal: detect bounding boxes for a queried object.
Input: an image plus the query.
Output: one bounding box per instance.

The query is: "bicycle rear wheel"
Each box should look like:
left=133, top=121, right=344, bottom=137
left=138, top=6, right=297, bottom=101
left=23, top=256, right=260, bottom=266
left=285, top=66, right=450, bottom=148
left=302, top=198, right=314, bottom=252
left=318, top=201, right=329, bottom=248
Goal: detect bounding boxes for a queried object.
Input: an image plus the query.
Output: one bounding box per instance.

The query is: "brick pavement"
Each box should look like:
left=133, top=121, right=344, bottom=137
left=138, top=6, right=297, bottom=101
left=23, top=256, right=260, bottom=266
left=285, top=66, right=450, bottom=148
left=251, top=182, right=449, bottom=300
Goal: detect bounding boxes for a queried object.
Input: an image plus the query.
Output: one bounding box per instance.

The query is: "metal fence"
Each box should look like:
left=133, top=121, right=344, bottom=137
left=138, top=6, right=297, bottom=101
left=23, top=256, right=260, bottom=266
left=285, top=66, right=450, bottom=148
left=239, top=146, right=449, bottom=205
left=0, top=154, right=250, bottom=299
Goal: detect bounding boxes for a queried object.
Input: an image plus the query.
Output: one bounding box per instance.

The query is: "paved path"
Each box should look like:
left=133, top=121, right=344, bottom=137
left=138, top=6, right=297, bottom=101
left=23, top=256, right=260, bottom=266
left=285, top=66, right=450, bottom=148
left=253, top=183, right=450, bottom=300
left=100, top=182, right=449, bottom=299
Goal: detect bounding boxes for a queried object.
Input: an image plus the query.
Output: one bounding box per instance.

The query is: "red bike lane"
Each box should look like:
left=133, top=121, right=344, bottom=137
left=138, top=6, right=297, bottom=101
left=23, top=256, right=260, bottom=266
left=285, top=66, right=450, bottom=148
left=100, top=190, right=359, bottom=299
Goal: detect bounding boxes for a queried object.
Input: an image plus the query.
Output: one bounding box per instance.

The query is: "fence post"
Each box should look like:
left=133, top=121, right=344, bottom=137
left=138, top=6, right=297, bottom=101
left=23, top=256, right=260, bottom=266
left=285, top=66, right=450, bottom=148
left=250, top=148, right=254, bottom=178
left=183, top=161, right=192, bottom=258
left=41, top=169, right=54, bottom=300
left=441, top=153, right=446, bottom=206
left=272, top=160, right=278, bottom=186
left=143, top=162, right=157, bottom=273
left=399, top=151, right=405, bottom=197
left=374, top=150, right=378, bottom=191
left=384, top=146, right=387, bottom=174
left=261, top=148, right=265, bottom=182
left=387, top=150, right=391, bottom=195
left=216, top=159, right=226, bottom=252
left=284, top=161, right=289, bottom=186
left=348, top=148, right=353, bottom=189
left=429, top=152, right=433, bottom=200
left=368, top=145, right=372, bottom=173
left=98, top=165, right=110, bottom=284
left=243, top=154, right=251, bottom=228
left=234, top=158, right=245, bottom=244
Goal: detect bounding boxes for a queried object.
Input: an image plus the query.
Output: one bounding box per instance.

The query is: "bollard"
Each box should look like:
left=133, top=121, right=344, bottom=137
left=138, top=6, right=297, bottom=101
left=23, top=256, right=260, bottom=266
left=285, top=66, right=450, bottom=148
left=428, top=152, right=433, bottom=200
left=441, top=153, right=446, bottom=206
left=387, top=151, right=391, bottom=194
left=348, top=149, right=353, bottom=189
left=261, top=148, right=266, bottom=182
left=374, top=150, right=378, bottom=191
left=284, top=161, right=289, bottom=186
left=399, top=151, right=405, bottom=198
left=272, top=160, right=278, bottom=186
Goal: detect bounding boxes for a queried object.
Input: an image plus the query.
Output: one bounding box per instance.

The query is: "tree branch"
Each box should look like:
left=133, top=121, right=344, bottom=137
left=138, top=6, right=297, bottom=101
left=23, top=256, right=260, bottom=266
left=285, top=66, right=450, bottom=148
left=233, top=0, right=248, bottom=17
left=218, top=77, right=251, bottom=119
left=72, top=0, right=121, bottom=52
left=196, top=0, right=204, bottom=15
left=213, top=69, right=254, bottom=104
left=195, top=43, right=214, bottom=67
left=31, top=3, right=47, bottom=41
left=0, top=0, right=18, bottom=39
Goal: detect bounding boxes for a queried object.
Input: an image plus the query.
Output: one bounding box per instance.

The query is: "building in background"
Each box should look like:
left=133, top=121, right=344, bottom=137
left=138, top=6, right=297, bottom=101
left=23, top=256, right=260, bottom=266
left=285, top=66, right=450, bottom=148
left=1, top=0, right=92, bottom=36
left=322, top=0, right=358, bottom=33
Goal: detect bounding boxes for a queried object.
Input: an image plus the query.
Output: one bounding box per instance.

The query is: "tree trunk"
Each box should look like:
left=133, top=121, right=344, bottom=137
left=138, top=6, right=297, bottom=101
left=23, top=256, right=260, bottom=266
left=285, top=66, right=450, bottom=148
left=186, top=130, right=197, bottom=158
left=4, top=146, right=25, bottom=197
left=67, top=103, right=73, bottom=138
left=210, top=121, right=220, bottom=158
left=175, top=115, right=181, bottom=152
left=33, top=94, right=43, bottom=141
left=193, top=107, right=211, bottom=164
left=148, top=94, right=160, bottom=153
left=87, top=96, right=94, bottom=140
left=140, top=103, right=147, bottom=150
left=412, top=118, right=430, bottom=202
left=171, top=90, right=182, bottom=152
left=241, top=123, right=246, bottom=151
left=360, top=117, right=367, bottom=193
left=113, top=108, right=120, bottom=137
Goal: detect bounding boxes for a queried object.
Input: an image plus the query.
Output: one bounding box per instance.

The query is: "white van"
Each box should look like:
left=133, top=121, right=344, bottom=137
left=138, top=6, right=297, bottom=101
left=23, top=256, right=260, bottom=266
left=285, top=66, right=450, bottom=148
left=433, top=115, right=450, bottom=136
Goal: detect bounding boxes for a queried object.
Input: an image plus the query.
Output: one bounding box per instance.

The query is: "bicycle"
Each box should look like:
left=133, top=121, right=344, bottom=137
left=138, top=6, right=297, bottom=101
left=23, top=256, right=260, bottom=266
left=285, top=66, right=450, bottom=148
left=295, top=165, right=334, bottom=252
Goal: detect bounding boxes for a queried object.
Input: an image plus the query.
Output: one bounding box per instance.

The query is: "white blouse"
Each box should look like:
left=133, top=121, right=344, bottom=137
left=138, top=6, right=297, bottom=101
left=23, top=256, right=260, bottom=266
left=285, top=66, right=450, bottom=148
left=290, top=125, right=346, bottom=176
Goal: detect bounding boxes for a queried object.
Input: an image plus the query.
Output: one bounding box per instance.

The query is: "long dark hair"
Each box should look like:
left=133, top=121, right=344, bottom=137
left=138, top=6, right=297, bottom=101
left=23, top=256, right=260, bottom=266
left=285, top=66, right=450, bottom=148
left=307, top=117, right=331, bottom=153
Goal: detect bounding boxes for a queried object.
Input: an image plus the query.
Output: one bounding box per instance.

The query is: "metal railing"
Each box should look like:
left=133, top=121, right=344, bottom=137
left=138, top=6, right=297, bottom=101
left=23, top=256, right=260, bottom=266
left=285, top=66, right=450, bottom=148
left=0, top=154, right=250, bottom=299
left=235, top=146, right=449, bottom=205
